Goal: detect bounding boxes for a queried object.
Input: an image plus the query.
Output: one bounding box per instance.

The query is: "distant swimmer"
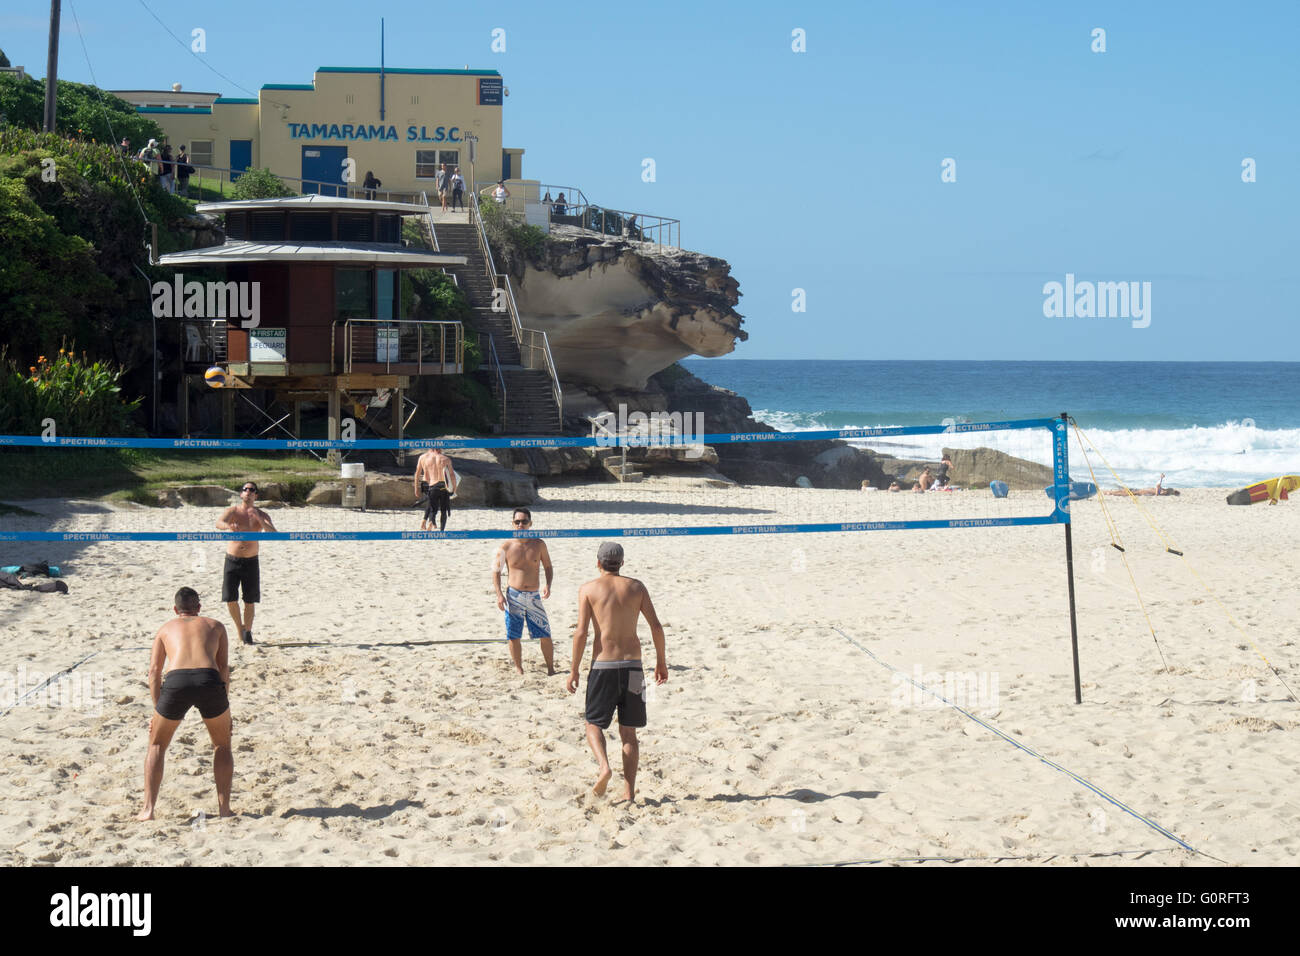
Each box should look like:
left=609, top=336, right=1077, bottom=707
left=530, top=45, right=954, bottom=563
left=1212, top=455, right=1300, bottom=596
left=567, top=542, right=667, bottom=802
left=414, top=444, right=457, bottom=531
left=492, top=508, right=555, bottom=675
left=214, top=481, right=276, bottom=644
left=1105, top=473, right=1181, bottom=497
left=138, top=587, right=233, bottom=821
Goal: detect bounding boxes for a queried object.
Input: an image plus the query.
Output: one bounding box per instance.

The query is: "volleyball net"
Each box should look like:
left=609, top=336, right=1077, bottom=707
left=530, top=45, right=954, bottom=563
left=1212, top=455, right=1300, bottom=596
left=0, top=416, right=1074, bottom=542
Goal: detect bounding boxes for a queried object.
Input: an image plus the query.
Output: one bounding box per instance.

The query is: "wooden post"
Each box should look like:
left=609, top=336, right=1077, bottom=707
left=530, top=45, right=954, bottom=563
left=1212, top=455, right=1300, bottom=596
left=392, top=386, right=405, bottom=466
left=328, top=389, right=340, bottom=440
left=292, top=401, right=301, bottom=438
left=181, top=375, right=190, bottom=438
left=221, top=388, right=234, bottom=439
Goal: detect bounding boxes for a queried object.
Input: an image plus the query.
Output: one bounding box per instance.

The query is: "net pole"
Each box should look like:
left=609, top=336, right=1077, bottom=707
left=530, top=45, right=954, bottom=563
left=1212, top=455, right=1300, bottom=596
left=1059, top=411, right=1083, bottom=704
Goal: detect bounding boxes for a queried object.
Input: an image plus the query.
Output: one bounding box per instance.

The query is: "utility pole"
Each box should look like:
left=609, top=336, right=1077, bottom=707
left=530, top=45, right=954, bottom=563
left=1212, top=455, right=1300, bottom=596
left=43, top=0, right=61, bottom=132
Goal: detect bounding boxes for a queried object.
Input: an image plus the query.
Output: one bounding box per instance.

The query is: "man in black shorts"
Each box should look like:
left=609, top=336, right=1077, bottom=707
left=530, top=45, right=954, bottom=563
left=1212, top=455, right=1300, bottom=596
left=215, top=481, right=276, bottom=644
left=567, top=542, right=667, bottom=802
left=413, top=445, right=457, bottom=531
left=138, top=587, right=234, bottom=820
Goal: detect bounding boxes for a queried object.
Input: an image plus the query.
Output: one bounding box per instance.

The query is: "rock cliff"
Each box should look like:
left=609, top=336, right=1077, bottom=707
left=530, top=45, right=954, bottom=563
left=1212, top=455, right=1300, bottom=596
left=498, top=226, right=746, bottom=391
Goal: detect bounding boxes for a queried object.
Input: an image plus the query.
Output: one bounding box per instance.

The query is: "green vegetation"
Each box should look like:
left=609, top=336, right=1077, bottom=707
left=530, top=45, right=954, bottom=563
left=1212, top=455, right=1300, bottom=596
left=0, top=345, right=143, bottom=436
left=229, top=166, right=293, bottom=199
left=478, top=198, right=547, bottom=261
left=0, top=73, right=164, bottom=151
left=0, top=448, right=339, bottom=501
left=0, top=128, right=192, bottom=370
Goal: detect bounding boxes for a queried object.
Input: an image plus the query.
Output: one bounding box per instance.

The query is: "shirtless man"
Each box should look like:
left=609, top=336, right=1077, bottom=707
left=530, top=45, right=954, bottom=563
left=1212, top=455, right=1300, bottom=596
left=491, top=508, right=555, bottom=674
left=138, top=587, right=233, bottom=821
left=214, top=480, right=276, bottom=644
left=567, top=542, right=667, bottom=802
left=414, top=444, right=458, bottom=531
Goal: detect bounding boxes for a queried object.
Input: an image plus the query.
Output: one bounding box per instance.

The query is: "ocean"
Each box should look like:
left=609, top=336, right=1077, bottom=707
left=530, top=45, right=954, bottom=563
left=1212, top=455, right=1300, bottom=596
left=680, top=360, right=1300, bottom=489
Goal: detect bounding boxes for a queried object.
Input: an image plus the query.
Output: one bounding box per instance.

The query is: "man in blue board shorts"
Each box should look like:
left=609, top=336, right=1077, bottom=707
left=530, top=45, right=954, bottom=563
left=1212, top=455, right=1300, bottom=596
left=491, top=508, right=555, bottom=675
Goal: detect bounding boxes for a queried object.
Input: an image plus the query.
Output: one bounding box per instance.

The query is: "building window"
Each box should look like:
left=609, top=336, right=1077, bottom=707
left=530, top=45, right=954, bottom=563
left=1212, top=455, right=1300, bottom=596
left=338, top=213, right=373, bottom=243
left=345, top=93, right=354, bottom=104
left=336, top=268, right=373, bottom=321
left=189, top=140, right=213, bottom=168
left=415, top=150, right=439, bottom=179
left=415, top=150, right=459, bottom=179
left=410, top=95, right=419, bottom=105
left=288, top=212, right=331, bottom=241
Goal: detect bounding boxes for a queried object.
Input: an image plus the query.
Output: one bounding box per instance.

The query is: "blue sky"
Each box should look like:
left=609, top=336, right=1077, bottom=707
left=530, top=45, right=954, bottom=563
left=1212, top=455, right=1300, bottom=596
left=4, top=0, right=1296, bottom=360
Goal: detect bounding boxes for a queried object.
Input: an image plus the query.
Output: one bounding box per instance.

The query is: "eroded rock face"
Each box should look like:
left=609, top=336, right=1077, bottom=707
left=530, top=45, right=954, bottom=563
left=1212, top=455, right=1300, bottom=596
left=501, top=229, right=746, bottom=391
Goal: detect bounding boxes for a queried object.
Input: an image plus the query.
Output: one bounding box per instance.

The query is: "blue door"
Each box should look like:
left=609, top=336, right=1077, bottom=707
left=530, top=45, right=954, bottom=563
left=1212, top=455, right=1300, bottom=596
left=301, top=145, right=348, bottom=197
left=229, top=139, right=252, bottom=180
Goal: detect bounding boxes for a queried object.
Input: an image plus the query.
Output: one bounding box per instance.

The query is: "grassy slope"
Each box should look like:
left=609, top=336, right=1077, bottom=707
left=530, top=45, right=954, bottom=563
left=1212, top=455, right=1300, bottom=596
left=0, top=449, right=339, bottom=502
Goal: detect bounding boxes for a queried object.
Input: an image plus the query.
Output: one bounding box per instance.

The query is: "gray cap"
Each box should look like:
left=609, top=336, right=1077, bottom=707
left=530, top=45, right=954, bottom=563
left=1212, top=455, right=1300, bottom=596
left=597, top=541, right=624, bottom=566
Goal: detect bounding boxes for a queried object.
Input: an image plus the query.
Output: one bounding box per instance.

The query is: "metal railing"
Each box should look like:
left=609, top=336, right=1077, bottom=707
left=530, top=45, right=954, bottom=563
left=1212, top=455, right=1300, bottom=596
left=181, top=319, right=228, bottom=364
left=331, top=318, right=463, bottom=374
left=469, top=191, right=564, bottom=426
left=175, top=162, right=426, bottom=204
left=418, top=190, right=441, bottom=252
left=479, top=181, right=680, bottom=249
left=479, top=331, right=507, bottom=425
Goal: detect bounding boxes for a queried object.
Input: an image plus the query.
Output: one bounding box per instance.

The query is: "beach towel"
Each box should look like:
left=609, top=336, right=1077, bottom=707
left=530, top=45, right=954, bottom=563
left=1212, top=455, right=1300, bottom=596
left=1, top=562, right=61, bottom=578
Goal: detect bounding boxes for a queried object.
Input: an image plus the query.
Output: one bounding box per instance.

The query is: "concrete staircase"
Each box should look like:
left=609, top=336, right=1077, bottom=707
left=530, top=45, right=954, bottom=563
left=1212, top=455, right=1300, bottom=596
left=593, top=448, right=643, bottom=482
left=437, top=223, right=560, bottom=434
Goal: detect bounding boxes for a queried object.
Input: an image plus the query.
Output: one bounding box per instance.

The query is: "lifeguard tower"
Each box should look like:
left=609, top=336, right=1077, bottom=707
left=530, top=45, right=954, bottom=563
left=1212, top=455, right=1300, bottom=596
left=161, top=194, right=468, bottom=445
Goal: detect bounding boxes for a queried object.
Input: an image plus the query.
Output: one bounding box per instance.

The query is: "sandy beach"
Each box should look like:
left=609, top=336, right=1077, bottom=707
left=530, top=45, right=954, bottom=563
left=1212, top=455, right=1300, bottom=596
left=1, top=481, right=1297, bottom=866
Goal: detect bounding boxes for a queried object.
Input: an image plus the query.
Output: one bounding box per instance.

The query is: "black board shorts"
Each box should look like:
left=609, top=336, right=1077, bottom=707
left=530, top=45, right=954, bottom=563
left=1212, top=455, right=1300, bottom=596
left=156, top=668, right=229, bottom=720
left=585, top=660, right=647, bottom=729
left=222, top=554, right=260, bottom=603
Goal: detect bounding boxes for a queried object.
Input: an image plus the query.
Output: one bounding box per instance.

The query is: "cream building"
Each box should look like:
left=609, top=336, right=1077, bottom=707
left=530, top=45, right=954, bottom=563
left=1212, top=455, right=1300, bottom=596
left=115, top=66, right=522, bottom=197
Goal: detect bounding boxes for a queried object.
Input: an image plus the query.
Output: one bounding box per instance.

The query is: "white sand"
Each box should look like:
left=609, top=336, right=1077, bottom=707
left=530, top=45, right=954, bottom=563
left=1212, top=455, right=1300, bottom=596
left=1, top=483, right=1297, bottom=866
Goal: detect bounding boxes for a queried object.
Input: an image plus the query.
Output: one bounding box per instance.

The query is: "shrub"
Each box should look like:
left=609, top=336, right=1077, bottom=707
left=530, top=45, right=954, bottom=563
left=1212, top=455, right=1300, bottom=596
left=0, top=344, right=143, bottom=436
left=230, top=167, right=293, bottom=199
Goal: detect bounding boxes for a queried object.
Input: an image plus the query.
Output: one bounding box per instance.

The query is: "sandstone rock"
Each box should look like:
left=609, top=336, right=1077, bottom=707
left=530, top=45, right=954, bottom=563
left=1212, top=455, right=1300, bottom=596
left=174, top=485, right=237, bottom=506
left=155, top=489, right=183, bottom=508
left=306, top=482, right=342, bottom=506
left=362, top=475, right=421, bottom=510
left=497, top=231, right=746, bottom=391
left=451, top=460, right=538, bottom=507
left=942, top=447, right=1053, bottom=491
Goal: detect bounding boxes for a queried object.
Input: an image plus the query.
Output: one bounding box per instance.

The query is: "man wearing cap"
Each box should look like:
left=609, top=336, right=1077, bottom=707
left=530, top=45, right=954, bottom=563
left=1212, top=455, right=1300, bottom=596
left=567, top=542, right=667, bottom=802
left=214, top=481, right=276, bottom=645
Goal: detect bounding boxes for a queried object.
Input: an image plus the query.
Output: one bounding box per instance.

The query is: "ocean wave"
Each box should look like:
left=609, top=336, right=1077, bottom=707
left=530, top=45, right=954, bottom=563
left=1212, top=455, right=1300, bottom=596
left=748, top=412, right=1299, bottom=488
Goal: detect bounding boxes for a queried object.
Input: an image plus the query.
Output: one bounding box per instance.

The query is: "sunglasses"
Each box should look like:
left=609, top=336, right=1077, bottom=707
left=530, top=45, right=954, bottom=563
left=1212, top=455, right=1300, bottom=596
left=242, top=487, right=256, bottom=492
left=513, top=519, right=531, bottom=525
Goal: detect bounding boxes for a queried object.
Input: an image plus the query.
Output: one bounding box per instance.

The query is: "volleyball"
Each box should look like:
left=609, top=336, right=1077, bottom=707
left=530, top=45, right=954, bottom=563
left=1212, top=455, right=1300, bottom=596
left=204, top=366, right=227, bottom=388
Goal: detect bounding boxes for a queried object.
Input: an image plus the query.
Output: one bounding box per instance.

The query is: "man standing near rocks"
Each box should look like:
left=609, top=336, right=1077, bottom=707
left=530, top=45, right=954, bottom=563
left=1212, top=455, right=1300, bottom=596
left=414, top=444, right=458, bottom=531
left=214, top=481, right=276, bottom=644
left=492, top=508, right=555, bottom=675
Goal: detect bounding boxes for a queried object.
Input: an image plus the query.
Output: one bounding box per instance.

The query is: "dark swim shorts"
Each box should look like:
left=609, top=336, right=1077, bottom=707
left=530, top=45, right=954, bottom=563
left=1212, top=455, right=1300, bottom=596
left=584, top=660, right=647, bottom=729
left=155, top=668, right=229, bottom=720
left=222, top=554, right=260, bottom=603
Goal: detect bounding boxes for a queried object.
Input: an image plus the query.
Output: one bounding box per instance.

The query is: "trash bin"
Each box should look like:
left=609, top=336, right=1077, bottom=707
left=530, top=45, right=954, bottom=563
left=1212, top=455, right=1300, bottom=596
left=341, top=462, right=366, bottom=510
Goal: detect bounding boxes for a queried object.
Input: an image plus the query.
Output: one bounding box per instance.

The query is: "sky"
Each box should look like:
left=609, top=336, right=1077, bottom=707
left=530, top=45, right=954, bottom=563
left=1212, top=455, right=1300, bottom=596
left=3, top=0, right=1297, bottom=361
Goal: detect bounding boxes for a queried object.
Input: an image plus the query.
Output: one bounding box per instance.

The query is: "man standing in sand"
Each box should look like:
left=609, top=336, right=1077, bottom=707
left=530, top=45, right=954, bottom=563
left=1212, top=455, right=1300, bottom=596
left=492, top=508, right=555, bottom=675
left=138, top=587, right=233, bottom=821
left=567, top=542, right=667, bottom=802
left=414, top=444, right=457, bottom=531
left=215, top=481, right=276, bottom=645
